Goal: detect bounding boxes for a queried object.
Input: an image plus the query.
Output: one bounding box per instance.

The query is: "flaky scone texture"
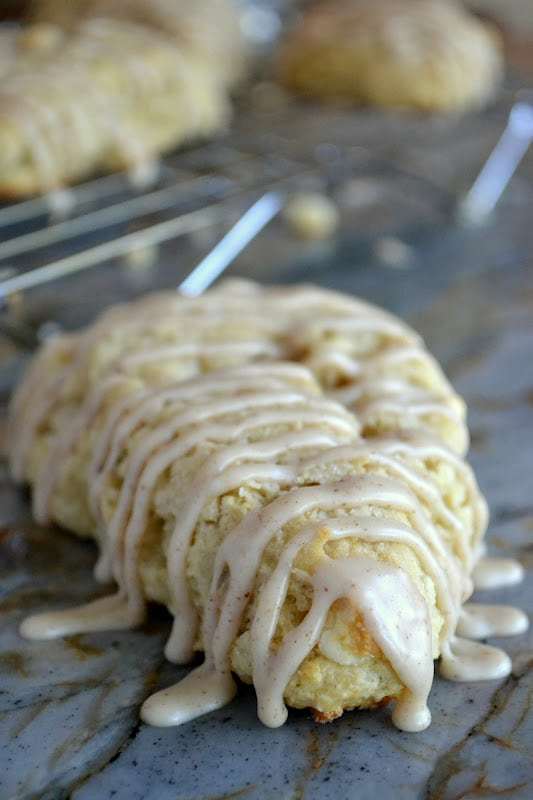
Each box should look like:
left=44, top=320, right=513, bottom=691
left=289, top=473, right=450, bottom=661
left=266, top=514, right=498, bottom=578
left=278, top=0, right=503, bottom=112
left=9, top=280, right=486, bottom=725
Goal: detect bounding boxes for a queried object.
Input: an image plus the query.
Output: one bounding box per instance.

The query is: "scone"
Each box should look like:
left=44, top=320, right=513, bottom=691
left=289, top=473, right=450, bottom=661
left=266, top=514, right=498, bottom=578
left=0, top=1, right=243, bottom=197
left=277, top=0, right=503, bottom=112
left=11, top=280, right=524, bottom=733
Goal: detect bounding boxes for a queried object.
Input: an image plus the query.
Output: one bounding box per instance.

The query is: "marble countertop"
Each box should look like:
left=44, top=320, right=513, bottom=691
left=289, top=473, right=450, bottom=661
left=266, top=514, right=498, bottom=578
left=1, top=62, right=532, bottom=800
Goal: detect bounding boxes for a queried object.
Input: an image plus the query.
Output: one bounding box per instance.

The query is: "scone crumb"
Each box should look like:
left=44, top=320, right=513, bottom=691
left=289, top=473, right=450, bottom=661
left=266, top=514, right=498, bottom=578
left=284, top=192, right=339, bottom=240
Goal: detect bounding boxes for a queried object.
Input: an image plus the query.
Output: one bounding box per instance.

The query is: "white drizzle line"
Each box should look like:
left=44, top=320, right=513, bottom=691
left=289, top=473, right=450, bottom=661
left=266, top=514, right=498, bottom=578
left=31, top=343, right=283, bottom=525
left=87, top=364, right=317, bottom=520
left=439, top=637, right=512, bottom=682
left=21, top=362, right=358, bottom=622
left=21, top=385, right=359, bottom=641
left=143, top=461, right=522, bottom=730
left=309, top=433, right=488, bottom=562
left=205, top=475, right=457, bottom=651
left=163, top=430, right=342, bottom=663
left=8, top=284, right=290, bottom=434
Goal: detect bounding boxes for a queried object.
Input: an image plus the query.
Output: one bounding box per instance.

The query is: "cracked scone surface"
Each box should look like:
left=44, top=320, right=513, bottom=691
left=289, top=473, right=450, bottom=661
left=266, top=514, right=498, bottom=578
left=277, top=0, right=503, bottom=112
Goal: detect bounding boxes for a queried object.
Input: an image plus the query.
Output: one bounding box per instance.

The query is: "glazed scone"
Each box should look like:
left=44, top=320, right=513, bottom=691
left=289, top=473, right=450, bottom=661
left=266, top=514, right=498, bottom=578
left=101, top=394, right=485, bottom=723
left=0, top=9, right=239, bottom=197
left=277, top=0, right=503, bottom=112
left=9, top=281, right=468, bottom=513
left=8, top=279, right=507, bottom=733
left=13, top=281, right=524, bottom=732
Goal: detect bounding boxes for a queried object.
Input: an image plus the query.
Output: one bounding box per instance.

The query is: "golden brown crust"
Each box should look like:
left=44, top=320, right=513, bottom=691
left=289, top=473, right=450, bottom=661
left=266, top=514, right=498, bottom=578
left=312, top=708, right=344, bottom=723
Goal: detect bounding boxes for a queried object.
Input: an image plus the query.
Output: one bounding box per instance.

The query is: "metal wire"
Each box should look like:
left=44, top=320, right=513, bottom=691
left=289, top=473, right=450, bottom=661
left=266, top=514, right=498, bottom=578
left=457, top=97, right=533, bottom=223
left=179, top=191, right=284, bottom=296
left=0, top=175, right=232, bottom=261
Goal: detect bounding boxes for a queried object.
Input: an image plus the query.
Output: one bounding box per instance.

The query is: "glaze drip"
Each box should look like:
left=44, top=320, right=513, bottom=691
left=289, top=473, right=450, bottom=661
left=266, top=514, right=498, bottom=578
left=472, top=556, right=525, bottom=590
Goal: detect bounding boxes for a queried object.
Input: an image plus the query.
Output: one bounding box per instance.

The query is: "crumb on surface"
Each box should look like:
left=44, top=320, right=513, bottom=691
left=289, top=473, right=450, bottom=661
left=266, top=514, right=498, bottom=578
left=283, top=192, right=339, bottom=240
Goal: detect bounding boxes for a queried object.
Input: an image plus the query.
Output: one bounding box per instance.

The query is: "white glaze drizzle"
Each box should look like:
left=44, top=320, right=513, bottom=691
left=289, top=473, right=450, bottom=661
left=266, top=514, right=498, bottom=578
left=87, top=363, right=315, bottom=523
left=307, top=437, right=484, bottom=573
left=107, top=396, right=353, bottom=615
left=9, top=292, right=283, bottom=483
left=20, top=592, right=133, bottom=640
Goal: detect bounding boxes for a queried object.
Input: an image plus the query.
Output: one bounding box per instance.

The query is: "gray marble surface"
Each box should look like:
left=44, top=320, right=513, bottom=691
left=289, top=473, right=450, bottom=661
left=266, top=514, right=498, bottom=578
left=0, top=90, right=532, bottom=800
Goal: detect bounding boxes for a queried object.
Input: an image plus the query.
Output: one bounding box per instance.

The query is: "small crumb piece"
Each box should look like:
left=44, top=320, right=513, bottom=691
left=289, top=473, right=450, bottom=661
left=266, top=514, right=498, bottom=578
left=284, top=192, right=339, bottom=240
left=374, top=236, right=414, bottom=269
left=124, top=244, right=159, bottom=271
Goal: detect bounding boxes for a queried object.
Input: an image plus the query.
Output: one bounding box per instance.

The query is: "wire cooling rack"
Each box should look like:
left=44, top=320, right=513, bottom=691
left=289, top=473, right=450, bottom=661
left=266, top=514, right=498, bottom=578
left=1, top=89, right=527, bottom=353
left=0, top=129, right=454, bottom=302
